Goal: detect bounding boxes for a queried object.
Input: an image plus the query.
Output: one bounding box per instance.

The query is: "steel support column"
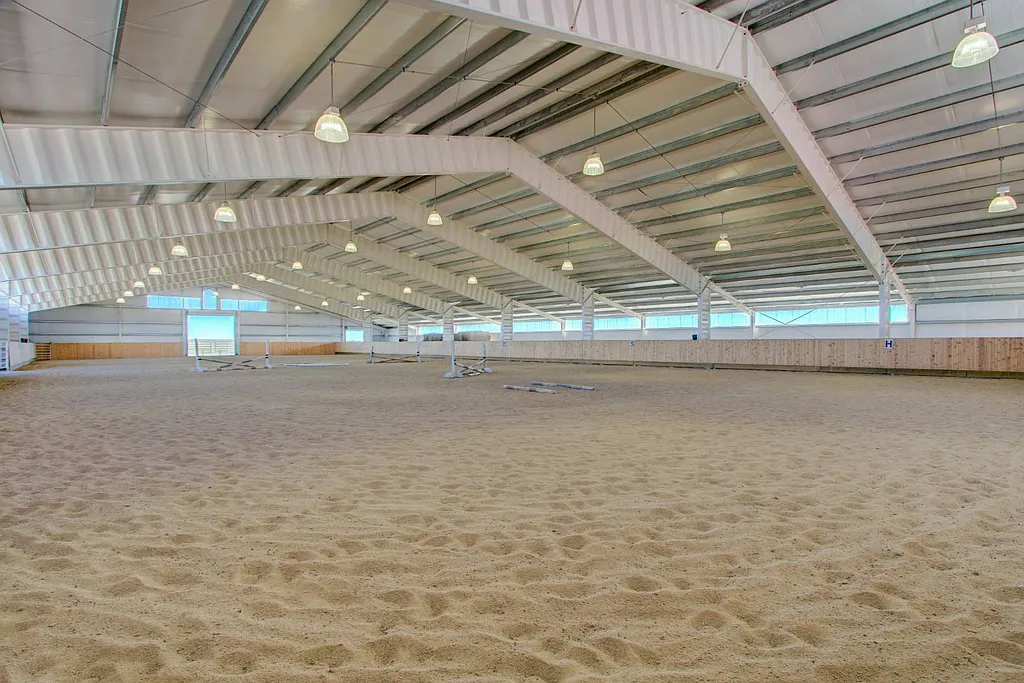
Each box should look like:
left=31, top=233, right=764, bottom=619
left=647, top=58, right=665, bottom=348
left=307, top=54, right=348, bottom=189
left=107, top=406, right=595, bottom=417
left=697, top=291, right=711, bottom=340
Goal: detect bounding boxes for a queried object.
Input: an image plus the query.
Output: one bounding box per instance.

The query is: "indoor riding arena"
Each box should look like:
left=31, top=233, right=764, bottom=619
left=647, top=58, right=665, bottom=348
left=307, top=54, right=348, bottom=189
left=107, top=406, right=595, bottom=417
left=1, top=1, right=1022, bottom=681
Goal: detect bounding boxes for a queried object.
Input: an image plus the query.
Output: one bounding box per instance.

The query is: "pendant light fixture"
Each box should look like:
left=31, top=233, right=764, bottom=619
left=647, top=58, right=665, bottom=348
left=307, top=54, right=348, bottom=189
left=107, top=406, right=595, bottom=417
left=984, top=62, right=1018, bottom=214
left=467, top=274, right=478, bottom=285
left=254, top=273, right=266, bottom=281
left=357, top=294, right=365, bottom=301
left=344, top=229, right=358, bottom=253
left=714, top=234, right=732, bottom=252
left=582, top=106, right=605, bottom=176
left=231, top=283, right=240, bottom=290
left=116, top=297, right=126, bottom=304
left=951, top=1, right=999, bottom=68
left=321, top=300, right=329, bottom=307
left=171, top=242, right=189, bottom=257
left=291, top=260, right=303, bottom=270
left=314, top=58, right=349, bottom=143
left=427, top=176, right=444, bottom=225
left=989, top=186, right=1017, bottom=213
left=294, top=305, right=302, bottom=311
left=122, top=289, right=134, bottom=297
left=148, top=265, right=163, bottom=276
left=132, top=280, right=145, bottom=289
left=403, top=285, right=412, bottom=294
left=213, top=181, right=237, bottom=223
left=561, top=240, right=574, bottom=271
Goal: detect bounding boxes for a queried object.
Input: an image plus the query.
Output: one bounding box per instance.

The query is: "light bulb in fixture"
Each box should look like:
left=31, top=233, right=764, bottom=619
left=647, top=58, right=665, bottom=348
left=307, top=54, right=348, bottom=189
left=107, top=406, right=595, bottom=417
left=132, top=280, right=145, bottom=289
left=344, top=240, right=358, bottom=253
left=123, top=290, right=134, bottom=297
left=314, top=106, right=349, bottom=143
left=291, top=260, right=303, bottom=270
left=427, top=209, right=443, bottom=226
left=254, top=273, right=266, bottom=281
left=321, top=300, right=329, bottom=307
left=467, top=275, right=478, bottom=285
left=714, top=234, right=732, bottom=252
left=357, top=294, right=365, bottom=301
left=294, top=305, right=302, bottom=311
left=231, top=283, right=240, bottom=290
left=116, top=297, right=126, bottom=304
left=403, top=286, right=412, bottom=294
left=951, top=16, right=999, bottom=68
left=561, top=258, right=574, bottom=271
left=353, top=305, right=362, bottom=309
left=170, top=243, right=189, bottom=257
left=582, top=152, right=605, bottom=176
left=148, top=265, right=163, bottom=275
left=988, top=185, right=1018, bottom=213
left=214, top=202, right=237, bottom=223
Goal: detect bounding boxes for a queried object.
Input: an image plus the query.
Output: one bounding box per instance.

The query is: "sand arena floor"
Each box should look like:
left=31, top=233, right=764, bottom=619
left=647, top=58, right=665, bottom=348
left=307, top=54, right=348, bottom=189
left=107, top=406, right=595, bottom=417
left=1, top=356, right=1023, bottom=682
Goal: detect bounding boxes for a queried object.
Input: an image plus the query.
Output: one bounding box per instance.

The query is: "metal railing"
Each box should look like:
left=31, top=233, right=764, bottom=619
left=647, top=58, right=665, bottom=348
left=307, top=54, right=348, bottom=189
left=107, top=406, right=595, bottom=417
left=186, top=339, right=236, bottom=357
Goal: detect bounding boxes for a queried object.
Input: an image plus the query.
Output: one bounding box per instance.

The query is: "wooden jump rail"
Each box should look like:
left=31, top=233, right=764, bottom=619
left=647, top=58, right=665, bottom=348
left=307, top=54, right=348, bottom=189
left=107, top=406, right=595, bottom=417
left=532, top=381, right=595, bottom=390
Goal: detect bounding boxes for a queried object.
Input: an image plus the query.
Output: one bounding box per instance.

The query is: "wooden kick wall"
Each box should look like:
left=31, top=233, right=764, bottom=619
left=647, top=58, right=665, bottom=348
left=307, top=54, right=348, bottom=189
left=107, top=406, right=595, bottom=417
left=49, top=342, right=337, bottom=360
left=338, top=338, right=1024, bottom=375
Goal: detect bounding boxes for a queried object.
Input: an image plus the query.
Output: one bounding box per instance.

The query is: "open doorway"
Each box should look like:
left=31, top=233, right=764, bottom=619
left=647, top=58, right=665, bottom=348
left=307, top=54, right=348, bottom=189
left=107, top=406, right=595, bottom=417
left=186, top=314, right=236, bottom=356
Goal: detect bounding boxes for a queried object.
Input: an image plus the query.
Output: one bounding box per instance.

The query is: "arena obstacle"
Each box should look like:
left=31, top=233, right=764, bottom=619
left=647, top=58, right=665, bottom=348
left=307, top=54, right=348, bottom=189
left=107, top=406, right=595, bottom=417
left=503, top=384, right=556, bottom=394
left=191, top=339, right=270, bottom=372
left=531, top=381, right=595, bottom=391
left=444, top=340, right=493, bottom=379
left=368, top=341, right=422, bottom=364
left=191, top=341, right=348, bottom=372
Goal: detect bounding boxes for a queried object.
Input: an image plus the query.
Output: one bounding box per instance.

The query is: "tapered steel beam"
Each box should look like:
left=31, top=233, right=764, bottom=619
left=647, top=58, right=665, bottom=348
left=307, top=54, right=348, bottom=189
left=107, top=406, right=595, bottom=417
left=744, top=0, right=839, bottom=34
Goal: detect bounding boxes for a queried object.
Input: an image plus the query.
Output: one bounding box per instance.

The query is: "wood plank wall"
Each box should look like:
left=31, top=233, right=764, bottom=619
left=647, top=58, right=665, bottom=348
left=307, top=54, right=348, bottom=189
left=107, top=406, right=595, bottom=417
left=337, top=339, right=1024, bottom=375
left=49, top=342, right=338, bottom=360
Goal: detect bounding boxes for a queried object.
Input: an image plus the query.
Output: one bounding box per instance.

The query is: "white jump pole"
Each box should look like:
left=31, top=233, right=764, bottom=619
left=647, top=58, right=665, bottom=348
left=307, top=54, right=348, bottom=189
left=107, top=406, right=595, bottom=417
left=503, top=385, right=556, bottom=394
left=531, top=381, right=595, bottom=391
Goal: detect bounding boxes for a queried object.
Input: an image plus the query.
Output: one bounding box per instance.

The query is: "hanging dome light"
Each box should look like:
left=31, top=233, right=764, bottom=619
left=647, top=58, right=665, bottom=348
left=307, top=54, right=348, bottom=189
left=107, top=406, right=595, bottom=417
left=357, top=294, right=365, bottom=301
left=116, top=297, right=126, bottom=304
left=291, top=260, right=303, bottom=270
left=344, top=240, right=358, bottom=253
left=214, top=202, right=237, bottom=223
left=403, top=285, right=412, bottom=294
left=231, top=283, right=240, bottom=290
left=254, top=273, right=267, bottom=281
left=294, top=304, right=302, bottom=311
left=467, top=274, right=478, bottom=285
left=988, top=185, right=1018, bottom=213
left=561, top=258, right=574, bottom=271
left=314, top=106, right=349, bottom=143
left=132, top=280, right=145, bottom=289
left=427, top=209, right=443, bottom=226
left=148, top=265, right=163, bottom=275
left=714, top=234, right=732, bottom=252
left=170, top=243, right=189, bottom=257
left=353, top=304, right=362, bottom=309
left=122, top=289, right=134, bottom=297
left=582, top=152, right=605, bottom=176
left=951, top=16, right=999, bottom=68
left=321, top=300, right=329, bottom=307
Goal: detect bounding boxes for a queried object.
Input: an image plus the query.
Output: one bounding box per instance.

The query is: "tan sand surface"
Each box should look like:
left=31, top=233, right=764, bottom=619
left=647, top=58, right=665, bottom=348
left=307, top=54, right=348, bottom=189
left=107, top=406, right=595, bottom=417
left=1, top=357, right=1023, bottom=682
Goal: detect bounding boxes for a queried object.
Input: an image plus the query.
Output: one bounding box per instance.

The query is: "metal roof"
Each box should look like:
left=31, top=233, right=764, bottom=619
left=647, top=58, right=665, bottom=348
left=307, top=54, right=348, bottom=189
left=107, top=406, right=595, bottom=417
left=1, top=0, right=1021, bottom=323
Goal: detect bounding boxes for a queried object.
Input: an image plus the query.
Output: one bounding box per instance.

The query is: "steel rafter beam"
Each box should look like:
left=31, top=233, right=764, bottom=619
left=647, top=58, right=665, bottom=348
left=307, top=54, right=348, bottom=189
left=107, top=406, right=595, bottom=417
left=397, top=0, right=908, bottom=301
left=323, top=231, right=563, bottom=322
left=743, top=0, right=839, bottom=34
left=846, top=143, right=1024, bottom=188
left=0, top=131, right=745, bottom=311
left=1, top=225, right=327, bottom=283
